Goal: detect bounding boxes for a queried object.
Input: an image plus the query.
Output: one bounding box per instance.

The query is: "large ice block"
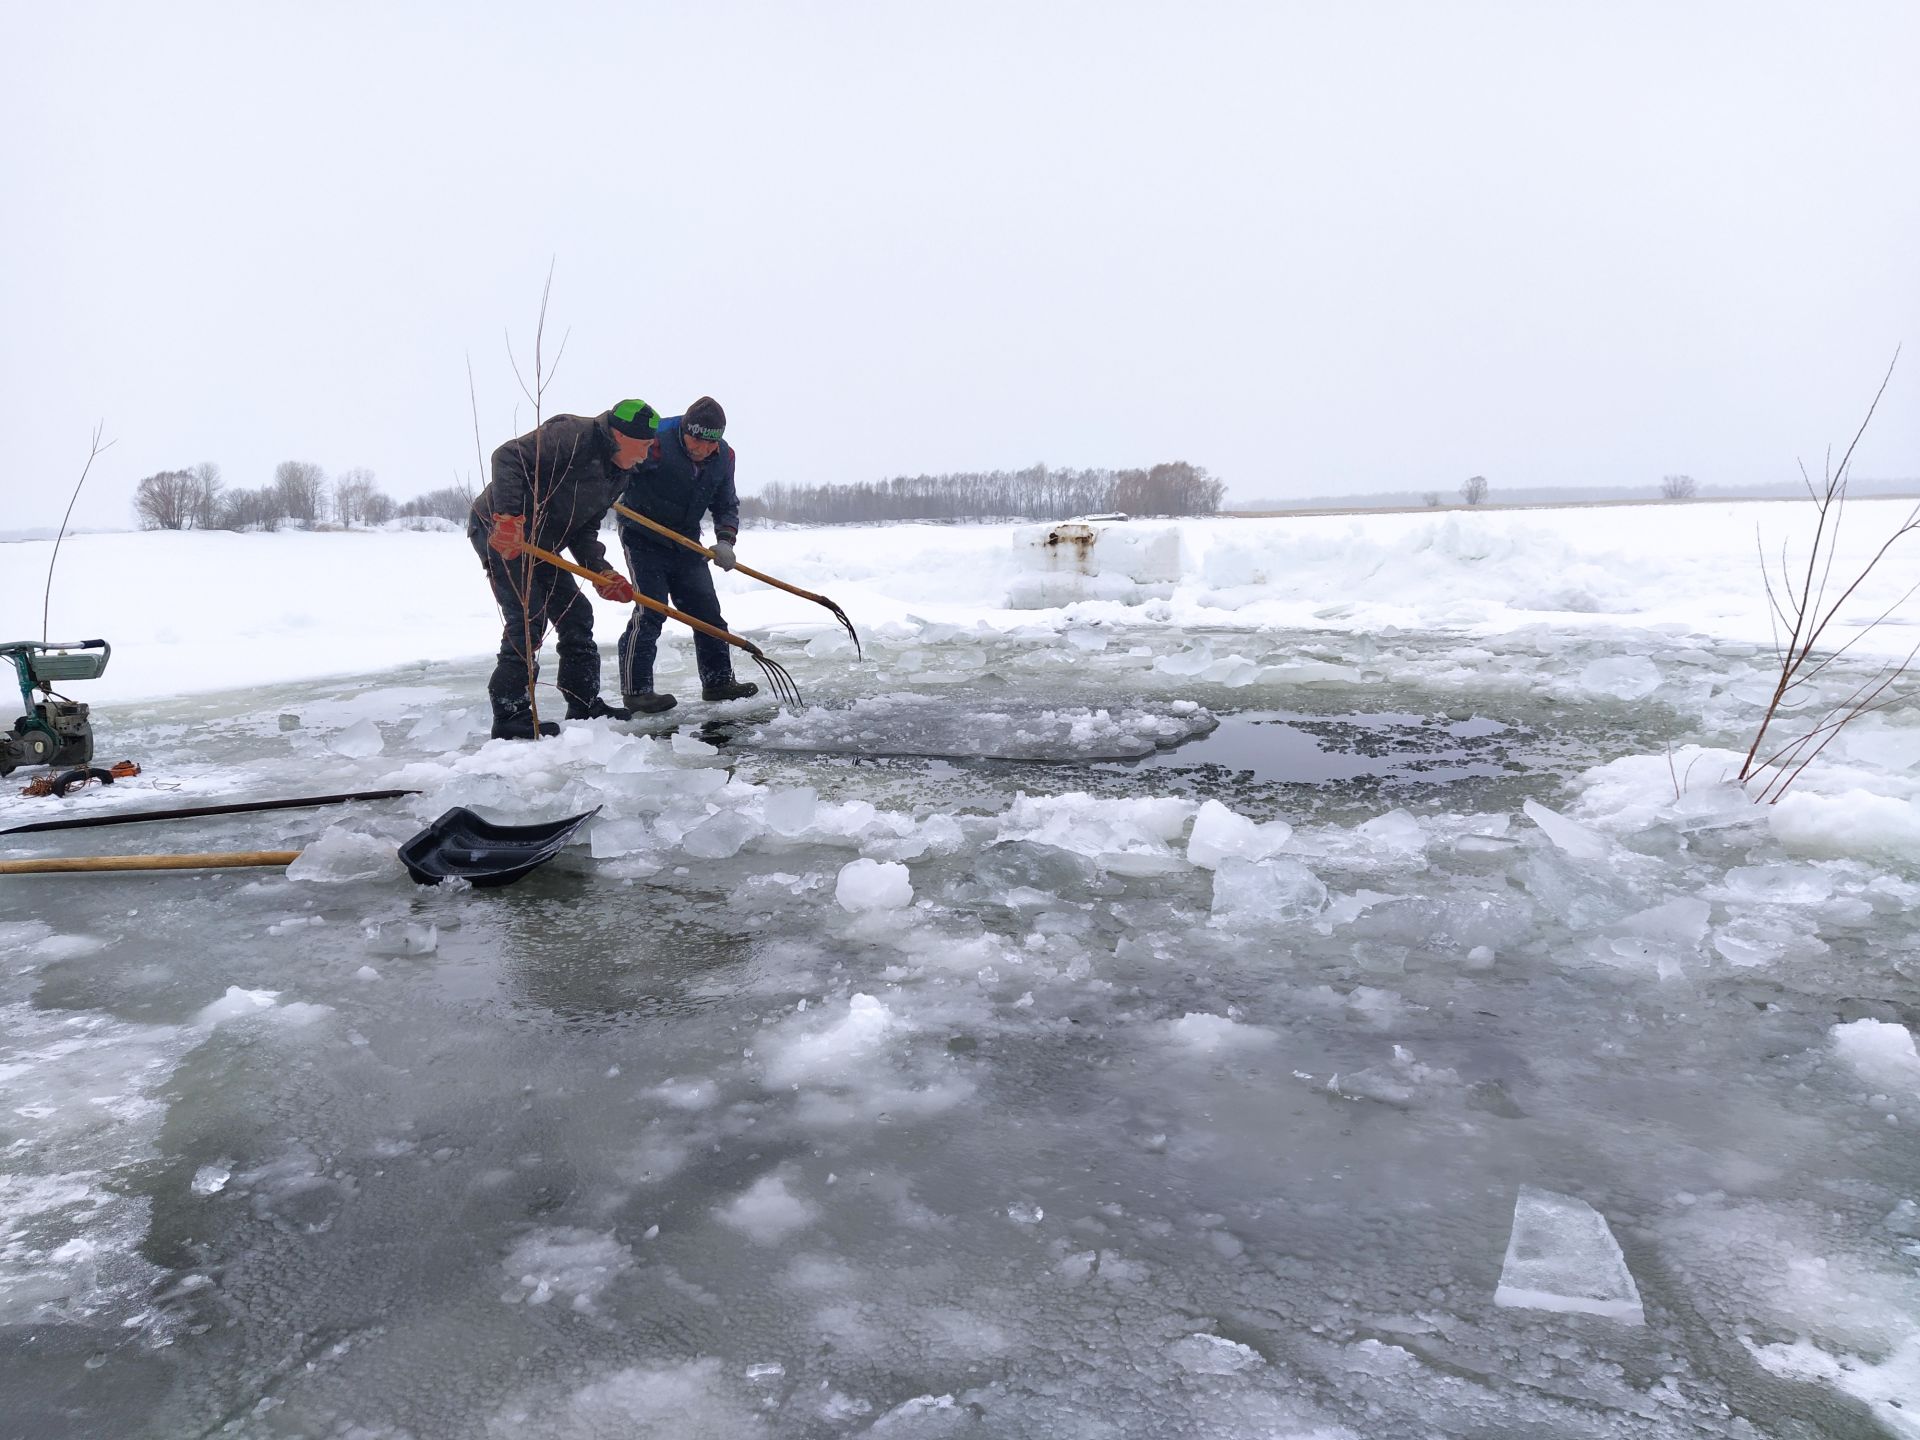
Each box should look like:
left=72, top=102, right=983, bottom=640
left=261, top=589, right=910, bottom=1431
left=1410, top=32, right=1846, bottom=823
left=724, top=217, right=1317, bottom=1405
left=1494, top=1186, right=1645, bottom=1324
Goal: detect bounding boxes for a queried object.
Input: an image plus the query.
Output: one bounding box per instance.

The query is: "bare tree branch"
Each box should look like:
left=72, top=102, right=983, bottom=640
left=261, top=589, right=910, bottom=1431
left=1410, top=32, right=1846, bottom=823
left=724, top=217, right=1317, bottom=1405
left=1739, top=350, right=1913, bottom=800
left=43, top=421, right=115, bottom=641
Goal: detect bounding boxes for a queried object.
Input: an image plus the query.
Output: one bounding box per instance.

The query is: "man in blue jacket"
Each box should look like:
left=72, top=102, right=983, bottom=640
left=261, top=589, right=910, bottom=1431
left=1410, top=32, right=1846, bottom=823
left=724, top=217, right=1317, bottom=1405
left=615, top=396, right=758, bottom=713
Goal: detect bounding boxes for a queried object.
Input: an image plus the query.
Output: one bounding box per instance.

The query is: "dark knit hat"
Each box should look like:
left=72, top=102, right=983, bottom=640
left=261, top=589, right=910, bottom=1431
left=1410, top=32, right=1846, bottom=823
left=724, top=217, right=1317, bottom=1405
left=608, top=399, right=659, bottom=439
left=683, top=396, right=726, bottom=441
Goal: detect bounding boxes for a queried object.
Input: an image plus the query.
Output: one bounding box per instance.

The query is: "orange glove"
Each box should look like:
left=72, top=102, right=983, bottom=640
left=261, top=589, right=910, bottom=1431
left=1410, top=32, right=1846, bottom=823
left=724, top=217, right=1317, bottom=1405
left=594, top=571, right=635, bottom=604
left=488, top=513, right=527, bottom=558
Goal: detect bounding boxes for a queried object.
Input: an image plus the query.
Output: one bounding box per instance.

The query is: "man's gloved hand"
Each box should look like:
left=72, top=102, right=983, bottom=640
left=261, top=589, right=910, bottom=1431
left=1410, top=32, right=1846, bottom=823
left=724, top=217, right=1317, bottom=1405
left=488, top=513, right=527, bottom=558
left=710, top=540, right=737, bottom=571
left=594, top=571, right=635, bottom=604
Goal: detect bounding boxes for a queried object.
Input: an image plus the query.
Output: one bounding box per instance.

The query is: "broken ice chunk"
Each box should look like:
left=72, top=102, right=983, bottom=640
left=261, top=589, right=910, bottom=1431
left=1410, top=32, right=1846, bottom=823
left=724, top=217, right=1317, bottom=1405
left=835, top=858, right=913, bottom=912
left=1522, top=799, right=1610, bottom=860
left=589, top=818, right=652, bottom=859
left=1723, top=864, right=1834, bottom=904
left=286, top=827, right=395, bottom=882
left=1494, top=1186, right=1644, bottom=1324
left=1575, top=655, right=1661, bottom=700
left=328, top=717, right=385, bottom=758
left=683, top=809, right=758, bottom=860
left=764, top=786, right=817, bottom=836
left=1186, top=798, right=1292, bottom=870
left=1830, top=1019, right=1920, bottom=1094
left=1208, top=857, right=1327, bottom=925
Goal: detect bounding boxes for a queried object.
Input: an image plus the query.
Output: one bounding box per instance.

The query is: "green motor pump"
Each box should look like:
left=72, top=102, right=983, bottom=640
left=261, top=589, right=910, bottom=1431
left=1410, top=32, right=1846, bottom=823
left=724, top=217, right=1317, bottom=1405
left=0, top=639, right=110, bottom=777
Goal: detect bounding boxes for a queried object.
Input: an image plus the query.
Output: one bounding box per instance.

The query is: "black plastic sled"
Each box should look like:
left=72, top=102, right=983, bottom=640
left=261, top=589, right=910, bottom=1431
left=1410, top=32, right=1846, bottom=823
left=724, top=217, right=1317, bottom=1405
left=398, top=806, right=600, bottom=887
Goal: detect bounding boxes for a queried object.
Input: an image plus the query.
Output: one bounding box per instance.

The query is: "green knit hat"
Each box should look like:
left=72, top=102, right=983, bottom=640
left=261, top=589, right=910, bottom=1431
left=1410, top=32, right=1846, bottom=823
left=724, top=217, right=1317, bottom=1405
left=608, top=399, right=659, bottom=439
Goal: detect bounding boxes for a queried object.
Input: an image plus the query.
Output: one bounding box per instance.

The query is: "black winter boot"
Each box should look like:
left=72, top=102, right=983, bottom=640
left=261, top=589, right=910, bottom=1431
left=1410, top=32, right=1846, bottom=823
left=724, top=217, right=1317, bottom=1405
left=701, top=678, right=760, bottom=702
left=491, top=713, right=561, bottom=740
left=621, top=691, right=677, bottom=714
left=566, top=697, right=632, bottom=721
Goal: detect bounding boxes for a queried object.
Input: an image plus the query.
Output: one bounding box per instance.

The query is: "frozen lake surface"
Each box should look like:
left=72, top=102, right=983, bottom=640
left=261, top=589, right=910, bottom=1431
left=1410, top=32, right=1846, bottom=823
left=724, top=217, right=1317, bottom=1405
left=3, top=613, right=1919, bottom=1439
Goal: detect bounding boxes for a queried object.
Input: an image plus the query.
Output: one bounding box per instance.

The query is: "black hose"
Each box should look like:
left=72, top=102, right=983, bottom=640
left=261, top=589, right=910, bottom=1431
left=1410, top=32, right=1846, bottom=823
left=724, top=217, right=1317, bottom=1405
left=0, top=788, right=421, bottom=836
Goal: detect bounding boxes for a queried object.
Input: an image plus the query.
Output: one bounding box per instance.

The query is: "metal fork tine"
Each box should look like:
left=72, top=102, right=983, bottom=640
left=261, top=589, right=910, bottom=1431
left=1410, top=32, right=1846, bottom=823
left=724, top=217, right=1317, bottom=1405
left=752, top=654, right=803, bottom=709
left=823, top=601, right=863, bottom=660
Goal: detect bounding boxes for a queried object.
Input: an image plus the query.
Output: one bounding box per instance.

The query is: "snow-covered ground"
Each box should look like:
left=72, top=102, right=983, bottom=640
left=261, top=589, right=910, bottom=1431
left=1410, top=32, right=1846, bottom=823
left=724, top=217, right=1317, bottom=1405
left=6, top=498, right=1918, bottom=703
left=3, top=502, right=1919, bottom=1438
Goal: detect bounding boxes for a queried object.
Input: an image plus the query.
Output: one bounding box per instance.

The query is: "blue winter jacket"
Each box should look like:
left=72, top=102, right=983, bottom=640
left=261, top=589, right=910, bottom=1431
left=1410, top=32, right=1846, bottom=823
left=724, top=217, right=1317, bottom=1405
left=617, top=416, right=740, bottom=551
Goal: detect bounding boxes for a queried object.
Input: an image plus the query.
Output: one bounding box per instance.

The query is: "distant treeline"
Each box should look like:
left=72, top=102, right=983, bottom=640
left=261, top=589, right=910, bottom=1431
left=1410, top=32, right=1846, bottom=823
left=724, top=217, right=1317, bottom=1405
left=133, top=461, right=473, bottom=531
left=743, top=461, right=1224, bottom=525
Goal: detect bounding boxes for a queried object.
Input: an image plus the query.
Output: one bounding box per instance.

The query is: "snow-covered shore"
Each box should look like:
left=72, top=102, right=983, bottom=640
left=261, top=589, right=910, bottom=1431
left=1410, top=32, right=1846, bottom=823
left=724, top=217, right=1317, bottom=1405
left=6, top=498, right=1917, bottom=704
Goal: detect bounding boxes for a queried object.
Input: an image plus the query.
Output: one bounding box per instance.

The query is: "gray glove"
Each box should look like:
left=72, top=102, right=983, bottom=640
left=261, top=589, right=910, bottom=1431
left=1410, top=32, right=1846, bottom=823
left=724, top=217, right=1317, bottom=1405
left=711, top=540, right=737, bottom=571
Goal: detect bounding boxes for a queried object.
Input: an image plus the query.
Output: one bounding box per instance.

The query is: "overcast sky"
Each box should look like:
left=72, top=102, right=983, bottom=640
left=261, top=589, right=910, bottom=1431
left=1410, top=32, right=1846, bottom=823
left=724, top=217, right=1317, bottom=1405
left=4, top=1, right=1917, bottom=530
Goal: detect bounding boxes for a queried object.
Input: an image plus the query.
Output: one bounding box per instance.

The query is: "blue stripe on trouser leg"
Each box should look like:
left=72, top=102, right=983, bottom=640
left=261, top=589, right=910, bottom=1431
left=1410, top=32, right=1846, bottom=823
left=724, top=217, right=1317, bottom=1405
left=618, top=537, right=736, bottom=696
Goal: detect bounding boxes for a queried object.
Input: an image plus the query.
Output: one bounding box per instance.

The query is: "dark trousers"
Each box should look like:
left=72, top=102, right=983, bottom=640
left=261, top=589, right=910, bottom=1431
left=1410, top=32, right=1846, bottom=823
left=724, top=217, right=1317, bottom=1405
left=617, top=536, right=735, bottom=696
left=468, top=518, right=602, bottom=720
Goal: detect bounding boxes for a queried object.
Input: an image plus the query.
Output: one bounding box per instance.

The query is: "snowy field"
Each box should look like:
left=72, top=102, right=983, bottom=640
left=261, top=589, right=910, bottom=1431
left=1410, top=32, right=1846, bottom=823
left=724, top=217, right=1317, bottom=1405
left=3, top=502, right=1920, bottom=1438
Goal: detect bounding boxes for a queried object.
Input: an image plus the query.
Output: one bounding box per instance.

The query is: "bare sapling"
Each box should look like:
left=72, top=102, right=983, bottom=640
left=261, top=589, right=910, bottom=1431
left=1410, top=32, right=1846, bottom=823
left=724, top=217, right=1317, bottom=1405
left=501, top=261, right=574, bottom=736
left=43, top=421, right=116, bottom=641
left=1739, top=350, right=1918, bottom=803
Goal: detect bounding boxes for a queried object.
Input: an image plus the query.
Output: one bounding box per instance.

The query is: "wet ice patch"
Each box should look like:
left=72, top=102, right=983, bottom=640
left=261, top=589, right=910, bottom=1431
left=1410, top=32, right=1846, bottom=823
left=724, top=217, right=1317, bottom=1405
left=751, top=694, right=1212, bottom=761
left=759, top=993, right=972, bottom=1127
left=1169, top=1332, right=1265, bottom=1374
left=236, top=1148, right=355, bottom=1235
left=648, top=1077, right=719, bottom=1111
left=1494, top=1186, right=1644, bottom=1324
left=0, top=1005, right=182, bottom=1329
left=764, top=994, right=898, bottom=1085
left=715, top=1170, right=817, bottom=1244
left=25, top=932, right=109, bottom=962
left=487, top=1357, right=768, bottom=1439
left=500, top=1227, right=633, bottom=1312
left=1332, top=1045, right=1461, bottom=1108
left=1167, top=1013, right=1279, bottom=1054
left=363, top=920, right=438, bottom=956
left=0, top=920, right=54, bottom=955
left=1745, top=1334, right=1920, bottom=1440
left=193, top=986, right=279, bottom=1027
